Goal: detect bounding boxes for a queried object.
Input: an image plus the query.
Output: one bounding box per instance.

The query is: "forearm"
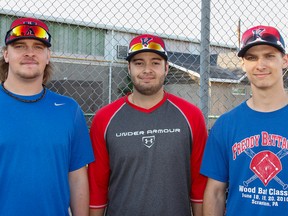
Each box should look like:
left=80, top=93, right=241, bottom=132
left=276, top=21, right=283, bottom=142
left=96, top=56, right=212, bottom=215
left=203, top=195, right=225, bottom=216
left=191, top=202, right=203, bottom=216
left=69, top=167, right=90, bottom=216
left=203, top=179, right=226, bottom=216
left=90, top=208, right=105, bottom=216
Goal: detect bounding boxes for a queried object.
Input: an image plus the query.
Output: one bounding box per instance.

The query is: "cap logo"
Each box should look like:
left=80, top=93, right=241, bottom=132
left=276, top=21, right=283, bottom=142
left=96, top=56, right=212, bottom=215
left=141, top=37, right=153, bottom=47
left=25, top=28, right=35, bottom=36
left=252, top=28, right=265, bottom=41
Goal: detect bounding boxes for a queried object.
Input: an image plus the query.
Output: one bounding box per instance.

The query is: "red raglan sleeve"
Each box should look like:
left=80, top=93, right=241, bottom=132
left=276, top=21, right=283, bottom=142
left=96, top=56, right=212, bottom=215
left=168, top=93, right=208, bottom=203
left=88, top=97, right=125, bottom=209
left=188, top=106, right=208, bottom=203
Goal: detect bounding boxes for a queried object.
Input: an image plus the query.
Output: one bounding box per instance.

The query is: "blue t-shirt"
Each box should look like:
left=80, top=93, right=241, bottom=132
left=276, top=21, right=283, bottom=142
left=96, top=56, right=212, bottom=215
left=201, top=101, right=288, bottom=215
left=0, top=87, right=94, bottom=216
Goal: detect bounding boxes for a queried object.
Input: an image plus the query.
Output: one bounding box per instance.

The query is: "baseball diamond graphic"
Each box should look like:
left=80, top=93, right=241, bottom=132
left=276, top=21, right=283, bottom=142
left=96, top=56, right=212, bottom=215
left=243, top=148, right=288, bottom=189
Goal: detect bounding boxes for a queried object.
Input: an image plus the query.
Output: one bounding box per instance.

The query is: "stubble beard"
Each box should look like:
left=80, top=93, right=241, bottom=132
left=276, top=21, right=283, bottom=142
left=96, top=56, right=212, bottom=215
left=14, top=63, right=45, bottom=81
left=132, top=74, right=166, bottom=96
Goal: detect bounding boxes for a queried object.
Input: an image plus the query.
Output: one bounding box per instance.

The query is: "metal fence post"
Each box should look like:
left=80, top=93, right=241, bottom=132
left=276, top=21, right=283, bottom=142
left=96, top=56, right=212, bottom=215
left=200, top=0, right=211, bottom=125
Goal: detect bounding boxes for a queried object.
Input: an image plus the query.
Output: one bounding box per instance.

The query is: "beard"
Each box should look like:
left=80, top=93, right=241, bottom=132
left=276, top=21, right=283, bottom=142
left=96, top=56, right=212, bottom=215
left=10, top=62, right=45, bottom=82
left=131, top=73, right=166, bottom=96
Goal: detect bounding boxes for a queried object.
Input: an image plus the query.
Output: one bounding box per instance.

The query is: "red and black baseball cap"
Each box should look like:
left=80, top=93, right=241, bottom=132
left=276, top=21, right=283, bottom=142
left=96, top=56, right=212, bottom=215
left=126, top=34, right=168, bottom=61
left=238, top=25, right=285, bottom=57
left=5, top=17, right=51, bottom=47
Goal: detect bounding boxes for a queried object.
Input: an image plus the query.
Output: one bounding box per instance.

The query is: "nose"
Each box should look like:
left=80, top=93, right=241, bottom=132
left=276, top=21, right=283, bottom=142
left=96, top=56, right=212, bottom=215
left=255, top=57, right=266, bottom=70
left=24, top=46, right=36, bottom=56
left=143, top=63, right=153, bottom=73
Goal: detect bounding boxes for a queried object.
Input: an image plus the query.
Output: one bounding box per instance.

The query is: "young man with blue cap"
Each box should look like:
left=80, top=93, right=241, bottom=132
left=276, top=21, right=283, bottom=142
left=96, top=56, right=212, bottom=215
left=88, top=34, right=208, bottom=216
left=0, top=17, right=94, bottom=215
left=201, top=25, right=288, bottom=215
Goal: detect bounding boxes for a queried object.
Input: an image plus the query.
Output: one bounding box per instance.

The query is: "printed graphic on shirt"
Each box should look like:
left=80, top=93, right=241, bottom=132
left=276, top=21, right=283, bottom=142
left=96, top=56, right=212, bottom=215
left=231, top=131, right=288, bottom=207
left=142, top=136, right=155, bottom=148
left=115, top=128, right=181, bottom=148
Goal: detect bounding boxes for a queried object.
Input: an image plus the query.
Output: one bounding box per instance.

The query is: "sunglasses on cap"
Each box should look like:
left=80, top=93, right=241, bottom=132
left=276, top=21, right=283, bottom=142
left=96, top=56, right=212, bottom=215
left=128, top=42, right=167, bottom=54
left=238, top=26, right=285, bottom=57
left=5, top=24, right=51, bottom=46
left=242, top=33, right=282, bottom=48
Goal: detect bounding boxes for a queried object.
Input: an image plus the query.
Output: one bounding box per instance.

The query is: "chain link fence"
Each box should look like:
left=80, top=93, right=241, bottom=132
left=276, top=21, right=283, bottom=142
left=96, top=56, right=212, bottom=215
left=1, top=0, right=288, bottom=129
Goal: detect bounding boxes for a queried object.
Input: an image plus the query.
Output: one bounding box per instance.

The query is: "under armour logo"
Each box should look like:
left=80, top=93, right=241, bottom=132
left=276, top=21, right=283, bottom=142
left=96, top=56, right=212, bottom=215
left=141, top=37, right=153, bottom=47
left=252, top=28, right=265, bottom=40
left=145, top=138, right=153, bottom=144
left=142, top=136, right=155, bottom=148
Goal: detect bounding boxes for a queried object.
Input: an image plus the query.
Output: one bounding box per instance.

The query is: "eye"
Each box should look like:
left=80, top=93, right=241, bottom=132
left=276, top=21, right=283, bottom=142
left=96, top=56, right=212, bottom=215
left=34, top=45, right=45, bottom=50
left=244, top=56, right=257, bottom=61
left=134, top=61, right=143, bottom=66
left=267, top=54, right=275, bottom=58
left=152, top=61, right=160, bottom=65
left=14, top=44, right=25, bottom=49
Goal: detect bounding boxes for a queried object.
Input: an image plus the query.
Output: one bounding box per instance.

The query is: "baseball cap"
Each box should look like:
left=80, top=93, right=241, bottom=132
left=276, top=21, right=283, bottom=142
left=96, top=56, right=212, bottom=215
left=126, top=34, right=168, bottom=61
left=5, top=17, right=51, bottom=47
left=238, top=25, right=285, bottom=57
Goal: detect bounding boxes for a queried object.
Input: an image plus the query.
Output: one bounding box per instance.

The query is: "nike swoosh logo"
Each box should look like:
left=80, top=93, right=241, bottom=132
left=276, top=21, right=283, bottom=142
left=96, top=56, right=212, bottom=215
left=54, top=103, right=65, bottom=106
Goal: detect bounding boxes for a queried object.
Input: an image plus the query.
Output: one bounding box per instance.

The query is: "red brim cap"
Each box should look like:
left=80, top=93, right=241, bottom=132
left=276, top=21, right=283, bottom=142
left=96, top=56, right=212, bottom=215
left=126, top=34, right=168, bottom=61
left=5, top=17, right=51, bottom=47
left=238, top=25, right=285, bottom=57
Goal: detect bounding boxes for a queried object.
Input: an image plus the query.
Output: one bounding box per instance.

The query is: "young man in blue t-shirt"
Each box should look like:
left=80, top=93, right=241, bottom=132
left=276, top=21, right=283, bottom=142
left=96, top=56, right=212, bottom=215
left=201, top=25, right=288, bottom=215
left=0, top=17, right=94, bottom=216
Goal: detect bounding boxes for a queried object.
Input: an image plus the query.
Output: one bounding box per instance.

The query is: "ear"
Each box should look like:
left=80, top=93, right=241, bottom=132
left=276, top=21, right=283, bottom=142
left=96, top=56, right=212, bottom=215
left=128, top=62, right=131, bottom=75
left=46, top=49, right=51, bottom=65
left=3, top=49, right=9, bottom=63
left=164, top=61, right=169, bottom=76
left=240, top=58, right=246, bottom=72
left=282, top=54, right=288, bottom=69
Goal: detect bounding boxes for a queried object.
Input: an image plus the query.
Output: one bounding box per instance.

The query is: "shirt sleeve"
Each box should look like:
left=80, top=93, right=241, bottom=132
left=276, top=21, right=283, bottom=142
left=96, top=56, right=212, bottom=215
left=200, top=117, right=230, bottom=183
left=167, top=93, right=208, bottom=203
left=88, top=109, right=110, bottom=208
left=88, top=97, right=125, bottom=208
left=70, top=105, right=94, bottom=172
left=188, top=105, right=208, bottom=203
